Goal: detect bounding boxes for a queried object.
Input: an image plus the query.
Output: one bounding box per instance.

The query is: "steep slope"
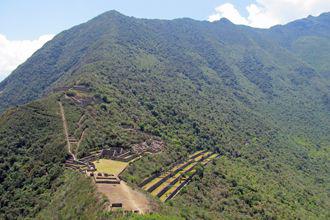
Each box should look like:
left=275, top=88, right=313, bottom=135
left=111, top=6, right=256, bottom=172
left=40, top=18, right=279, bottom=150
left=1, top=11, right=328, bottom=140
left=0, top=11, right=329, bottom=219
left=266, top=12, right=330, bottom=75
left=36, top=171, right=106, bottom=220
left=0, top=97, right=66, bottom=218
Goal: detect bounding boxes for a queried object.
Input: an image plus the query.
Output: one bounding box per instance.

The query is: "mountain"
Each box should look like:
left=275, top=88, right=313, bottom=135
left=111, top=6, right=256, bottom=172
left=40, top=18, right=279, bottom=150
left=0, top=11, right=329, bottom=219
left=266, top=12, right=330, bottom=75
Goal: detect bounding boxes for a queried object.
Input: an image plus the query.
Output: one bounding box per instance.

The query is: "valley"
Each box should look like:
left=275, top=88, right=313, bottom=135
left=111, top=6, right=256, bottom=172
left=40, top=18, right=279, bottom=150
left=0, top=10, right=329, bottom=220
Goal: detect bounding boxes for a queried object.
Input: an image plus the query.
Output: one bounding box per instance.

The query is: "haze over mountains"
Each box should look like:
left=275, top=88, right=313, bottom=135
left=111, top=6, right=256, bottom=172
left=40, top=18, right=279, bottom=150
left=0, top=11, right=329, bottom=219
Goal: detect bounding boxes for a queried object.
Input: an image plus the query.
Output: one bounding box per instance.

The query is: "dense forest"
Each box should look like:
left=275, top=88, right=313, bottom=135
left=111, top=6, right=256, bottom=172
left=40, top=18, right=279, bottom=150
left=0, top=10, right=329, bottom=219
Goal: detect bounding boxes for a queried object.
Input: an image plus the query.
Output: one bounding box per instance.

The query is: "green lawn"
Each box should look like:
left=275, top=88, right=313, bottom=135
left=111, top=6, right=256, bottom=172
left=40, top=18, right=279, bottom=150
left=94, top=159, right=129, bottom=175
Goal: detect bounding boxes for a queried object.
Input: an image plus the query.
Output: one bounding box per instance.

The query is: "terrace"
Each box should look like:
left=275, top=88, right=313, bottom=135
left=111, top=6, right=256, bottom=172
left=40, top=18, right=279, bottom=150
left=93, top=159, right=129, bottom=176
left=140, top=150, right=220, bottom=202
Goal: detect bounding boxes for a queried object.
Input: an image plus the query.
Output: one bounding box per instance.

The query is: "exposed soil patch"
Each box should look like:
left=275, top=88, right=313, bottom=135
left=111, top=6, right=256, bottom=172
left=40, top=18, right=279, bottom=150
left=96, top=181, right=151, bottom=214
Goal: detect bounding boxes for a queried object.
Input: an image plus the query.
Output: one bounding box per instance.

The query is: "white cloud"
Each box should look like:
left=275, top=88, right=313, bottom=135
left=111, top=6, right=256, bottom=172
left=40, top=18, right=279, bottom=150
left=0, top=34, right=54, bottom=82
left=208, top=0, right=330, bottom=28
left=209, top=3, right=249, bottom=25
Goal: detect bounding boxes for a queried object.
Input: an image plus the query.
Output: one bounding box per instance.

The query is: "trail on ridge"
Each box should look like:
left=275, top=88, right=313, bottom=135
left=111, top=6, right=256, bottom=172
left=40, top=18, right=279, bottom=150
left=58, top=101, right=76, bottom=160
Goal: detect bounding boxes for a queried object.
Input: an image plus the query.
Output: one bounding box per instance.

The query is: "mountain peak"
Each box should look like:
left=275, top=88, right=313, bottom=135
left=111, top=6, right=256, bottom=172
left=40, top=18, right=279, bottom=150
left=213, top=17, right=235, bottom=26
left=319, top=11, right=330, bottom=17
left=93, top=10, right=127, bottom=21
left=219, top=17, right=233, bottom=24
left=0, top=8, right=329, bottom=220
left=101, top=10, right=125, bottom=17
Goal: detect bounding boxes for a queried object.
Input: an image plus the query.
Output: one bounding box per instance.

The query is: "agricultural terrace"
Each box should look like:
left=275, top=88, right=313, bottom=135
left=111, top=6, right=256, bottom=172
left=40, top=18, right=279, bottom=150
left=150, top=152, right=212, bottom=196
left=93, top=159, right=129, bottom=176
left=141, top=150, right=219, bottom=202
left=159, top=170, right=194, bottom=202
left=159, top=153, right=219, bottom=202
left=142, top=150, right=208, bottom=191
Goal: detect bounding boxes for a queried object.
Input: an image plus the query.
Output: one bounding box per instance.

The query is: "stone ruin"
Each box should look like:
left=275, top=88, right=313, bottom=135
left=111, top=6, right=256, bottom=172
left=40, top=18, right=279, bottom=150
left=87, top=172, right=121, bottom=184
left=100, top=140, right=165, bottom=162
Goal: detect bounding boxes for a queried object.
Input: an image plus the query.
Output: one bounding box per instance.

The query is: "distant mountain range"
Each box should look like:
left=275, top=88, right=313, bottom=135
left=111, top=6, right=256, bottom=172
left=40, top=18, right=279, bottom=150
left=0, top=11, right=329, bottom=219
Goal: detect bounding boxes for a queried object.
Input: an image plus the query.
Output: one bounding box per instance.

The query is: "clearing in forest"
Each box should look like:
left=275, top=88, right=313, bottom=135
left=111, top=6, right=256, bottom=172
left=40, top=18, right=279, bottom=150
left=97, top=181, right=151, bottom=214
left=142, top=150, right=208, bottom=191
left=93, top=159, right=129, bottom=176
left=91, top=159, right=151, bottom=213
left=141, top=150, right=219, bottom=202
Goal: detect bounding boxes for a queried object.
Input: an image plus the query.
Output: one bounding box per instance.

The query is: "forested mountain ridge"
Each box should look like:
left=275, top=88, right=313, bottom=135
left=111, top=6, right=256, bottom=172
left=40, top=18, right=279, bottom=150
left=0, top=11, right=329, bottom=219
left=1, top=11, right=329, bottom=113
left=265, top=12, right=330, bottom=77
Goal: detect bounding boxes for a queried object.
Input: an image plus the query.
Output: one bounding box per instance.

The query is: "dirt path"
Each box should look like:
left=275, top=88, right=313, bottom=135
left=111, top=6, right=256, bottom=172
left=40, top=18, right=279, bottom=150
left=58, top=101, right=77, bottom=160
left=75, top=128, right=87, bottom=156
left=121, top=181, right=143, bottom=213
left=77, top=114, right=85, bottom=128
left=96, top=181, right=150, bottom=214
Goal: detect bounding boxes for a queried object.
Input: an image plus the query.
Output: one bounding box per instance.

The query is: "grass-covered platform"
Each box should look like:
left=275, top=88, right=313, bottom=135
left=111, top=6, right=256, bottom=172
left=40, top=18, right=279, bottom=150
left=93, top=159, right=129, bottom=176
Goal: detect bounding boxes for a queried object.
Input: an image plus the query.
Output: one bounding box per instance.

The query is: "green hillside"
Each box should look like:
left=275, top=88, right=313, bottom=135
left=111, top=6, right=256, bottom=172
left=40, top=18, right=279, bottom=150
left=0, top=97, right=66, bottom=218
left=0, top=11, right=329, bottom=219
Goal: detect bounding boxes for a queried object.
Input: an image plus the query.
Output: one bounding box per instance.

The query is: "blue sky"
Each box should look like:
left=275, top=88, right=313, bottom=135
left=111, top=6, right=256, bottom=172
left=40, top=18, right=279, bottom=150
left=0, top=0, right=252, bottom=40
left=1, top=0, right=330, bottom=82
